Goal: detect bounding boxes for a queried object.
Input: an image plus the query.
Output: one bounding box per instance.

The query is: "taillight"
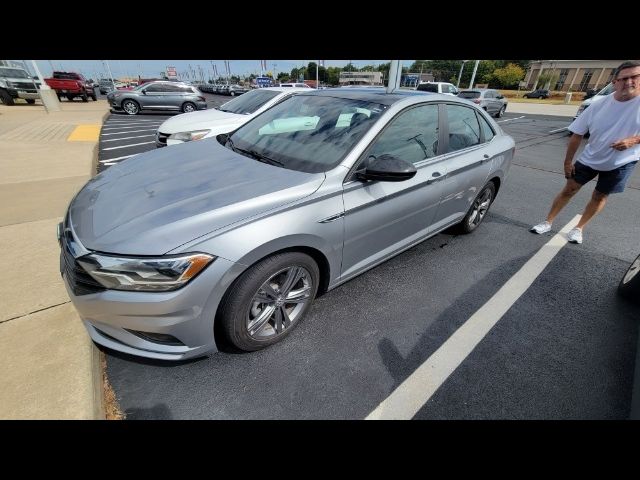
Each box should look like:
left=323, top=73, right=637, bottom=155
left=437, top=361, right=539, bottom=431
left=197, top=96, right=206, bottom=102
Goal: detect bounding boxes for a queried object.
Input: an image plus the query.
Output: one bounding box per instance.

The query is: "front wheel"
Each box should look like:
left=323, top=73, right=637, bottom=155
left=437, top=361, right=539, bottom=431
left=217, top=252, right=320, bottom=351
left=0, top=89, right=14, bottom=105
left=122, top=99, right=140, bottom=115
left=454, top=181, right=496, bottom=234
left=618, top=254, right=640, bottom=304
left=495, top=105, right=506, bottom=118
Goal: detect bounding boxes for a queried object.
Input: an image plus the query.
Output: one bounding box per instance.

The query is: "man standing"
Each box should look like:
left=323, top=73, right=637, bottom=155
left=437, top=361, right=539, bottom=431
left=530, top=61, right=640, bottom=244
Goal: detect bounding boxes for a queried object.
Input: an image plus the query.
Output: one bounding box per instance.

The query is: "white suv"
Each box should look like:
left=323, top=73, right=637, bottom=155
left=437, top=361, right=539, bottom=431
left=416, top=81, right=459, bottom=95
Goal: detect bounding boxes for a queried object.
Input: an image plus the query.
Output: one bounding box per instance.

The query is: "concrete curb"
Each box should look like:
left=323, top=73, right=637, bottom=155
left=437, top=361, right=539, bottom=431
left=88, top=109, right=111, bottom=419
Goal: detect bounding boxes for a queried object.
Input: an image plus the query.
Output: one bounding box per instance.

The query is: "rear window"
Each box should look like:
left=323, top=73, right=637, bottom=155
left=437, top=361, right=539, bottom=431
left=53, top=72, right=79, bottom=80
left=458, top=91, right=481, bottom=99
left=417, top=83, right=438, bottom=93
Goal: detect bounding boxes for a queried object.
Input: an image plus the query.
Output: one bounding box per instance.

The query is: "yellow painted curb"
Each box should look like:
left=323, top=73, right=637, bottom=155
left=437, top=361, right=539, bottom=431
left=67, top=125, right=101, bottom=142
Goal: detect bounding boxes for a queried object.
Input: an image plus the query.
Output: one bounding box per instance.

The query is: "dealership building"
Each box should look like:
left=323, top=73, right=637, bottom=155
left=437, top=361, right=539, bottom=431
left=524, top=60, right=638, bottom=92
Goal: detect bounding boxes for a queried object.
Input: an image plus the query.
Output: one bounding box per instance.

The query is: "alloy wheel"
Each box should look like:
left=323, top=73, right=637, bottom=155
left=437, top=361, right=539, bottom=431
left=246, top=265, right=313, bottom=340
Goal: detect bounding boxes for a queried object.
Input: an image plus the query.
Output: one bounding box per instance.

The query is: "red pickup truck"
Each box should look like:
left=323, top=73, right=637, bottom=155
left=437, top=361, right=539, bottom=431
left=44, top=71, right=97, bottom=102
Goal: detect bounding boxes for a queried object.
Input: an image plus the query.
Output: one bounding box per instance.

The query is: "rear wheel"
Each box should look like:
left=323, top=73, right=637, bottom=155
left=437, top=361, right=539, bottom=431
left=182, top=101, right=196, bottom=113
left=67, top=95, right=75, bottom=101
left=453, top=181, right=496, bottom=234
left=217, top=252, right=320, bottom=351
left=122, top=99, right=140, bottom=115
left=618, top=254, right=640, bottom=303
left=495, top=105, right=506, bottom=118
left=25, top=99, right=36, bottom=104
left=91, top=93, right=97, bottom=101
left=81, top=91, right=88, bottom=102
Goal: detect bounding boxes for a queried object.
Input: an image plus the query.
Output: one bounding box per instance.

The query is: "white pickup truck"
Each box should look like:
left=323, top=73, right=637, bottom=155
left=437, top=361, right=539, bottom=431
left=0, top=66, right=40, bottom=105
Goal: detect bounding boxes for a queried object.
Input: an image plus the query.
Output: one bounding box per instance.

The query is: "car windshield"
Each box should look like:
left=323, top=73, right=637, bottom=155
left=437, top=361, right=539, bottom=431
left=598, top=83, right=614, bottom=96
left=218, top=89, right=281, bottom=114
left=132, top=84, right=147, bottom=91
left=0, top=68, right=30, bottom=79
left=53, top=72, right=78, bottom=80
left=458, top=91, right=481, bottom=99
left=225, top=94, right=388, bottom=174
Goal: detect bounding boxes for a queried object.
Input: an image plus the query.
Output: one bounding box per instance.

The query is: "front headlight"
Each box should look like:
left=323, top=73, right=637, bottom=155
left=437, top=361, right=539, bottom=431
left=76, top=252, right=215, bottom=292
left=168, top=130, right=211, bottom=142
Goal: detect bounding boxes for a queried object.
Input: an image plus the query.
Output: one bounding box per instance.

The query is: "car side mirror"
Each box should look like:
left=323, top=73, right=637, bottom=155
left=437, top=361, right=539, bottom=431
left=356, top=154, right=417, bottom=182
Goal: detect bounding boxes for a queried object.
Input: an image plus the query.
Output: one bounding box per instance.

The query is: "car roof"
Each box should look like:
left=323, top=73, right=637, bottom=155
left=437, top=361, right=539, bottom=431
left=293, top=87, right=434, bottom=105
left=261, top=87, right=313, bottom=93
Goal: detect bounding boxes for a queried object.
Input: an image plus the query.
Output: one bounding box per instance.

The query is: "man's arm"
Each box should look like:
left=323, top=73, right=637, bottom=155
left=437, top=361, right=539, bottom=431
left=611, top=135, right=640, bottom=151
left=564, top=133, right=584, bottom=178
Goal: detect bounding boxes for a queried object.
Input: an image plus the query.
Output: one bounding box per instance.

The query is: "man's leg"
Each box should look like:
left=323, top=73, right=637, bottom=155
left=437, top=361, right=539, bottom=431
left=545, top=179, right=583, bottom=223
left=575, top=189, right=608, bottom=229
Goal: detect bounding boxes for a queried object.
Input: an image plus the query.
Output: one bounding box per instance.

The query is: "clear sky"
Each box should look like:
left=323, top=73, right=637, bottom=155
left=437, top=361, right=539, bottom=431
left=25, top=60, right=400, bottom=81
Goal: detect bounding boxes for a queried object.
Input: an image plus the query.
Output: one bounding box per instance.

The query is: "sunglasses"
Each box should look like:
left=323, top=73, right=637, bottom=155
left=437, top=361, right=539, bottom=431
left=615, top=73, right=640, bottom=82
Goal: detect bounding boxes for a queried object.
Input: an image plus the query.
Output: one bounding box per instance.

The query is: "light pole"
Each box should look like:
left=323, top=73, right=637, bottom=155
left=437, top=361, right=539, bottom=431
left=30, top=60, right=60, bottom=112
left=469, top=60, right=480, bottom=90
left=456, top=60, right=468, bottom=88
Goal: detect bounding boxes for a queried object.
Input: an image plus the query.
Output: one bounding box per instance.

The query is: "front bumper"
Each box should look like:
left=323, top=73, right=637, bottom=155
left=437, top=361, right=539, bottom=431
left=59, top=220, right=242, bottom=360
left=7, top=88, right=39, bottom=100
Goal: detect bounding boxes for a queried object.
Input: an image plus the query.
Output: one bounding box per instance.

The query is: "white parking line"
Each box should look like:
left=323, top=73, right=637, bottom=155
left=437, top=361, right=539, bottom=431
left=549, top=126, right=569, bottom=134
left=99, top=154, right=135, bottom=163
left=105, top=121, right=164, bottom=126
left=102, top=134, right=155, bottom=142
left=365, top=215, right=581, bottom=420
left=102, top=141, right=155, bottom=151
left=497, top=115, right=525, bottom=123
left=101, top=129, right=157, bottom=136
left=102, top=125, right=162, bottom=131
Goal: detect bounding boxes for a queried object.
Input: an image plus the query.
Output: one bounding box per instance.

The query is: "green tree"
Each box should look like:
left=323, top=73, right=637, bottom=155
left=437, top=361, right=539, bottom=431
left=536, top=71, right=560, bottom=90
left=490, top=63, right=526, bottom=88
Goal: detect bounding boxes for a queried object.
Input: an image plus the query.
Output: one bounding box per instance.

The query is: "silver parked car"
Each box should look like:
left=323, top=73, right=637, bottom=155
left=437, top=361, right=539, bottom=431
left=58, top=89, right=515, bottom=359
left=458, top=88, right=508, bottom=118
left=107, top=81, right=207, bottom=115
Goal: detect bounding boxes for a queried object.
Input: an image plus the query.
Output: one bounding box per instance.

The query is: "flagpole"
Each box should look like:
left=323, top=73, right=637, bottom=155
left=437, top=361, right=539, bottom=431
left=316, top=60, right=319, bottom=88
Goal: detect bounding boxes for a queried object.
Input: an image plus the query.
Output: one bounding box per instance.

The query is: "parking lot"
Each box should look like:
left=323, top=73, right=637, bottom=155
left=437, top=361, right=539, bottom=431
left=96, top=98, right=640, bottom=419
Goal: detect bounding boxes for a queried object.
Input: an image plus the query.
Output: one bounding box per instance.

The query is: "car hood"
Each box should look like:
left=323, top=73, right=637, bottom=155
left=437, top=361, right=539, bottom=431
left=69, top=138, right=324, bottom=255
left=158, top=108, right=246, bottom=134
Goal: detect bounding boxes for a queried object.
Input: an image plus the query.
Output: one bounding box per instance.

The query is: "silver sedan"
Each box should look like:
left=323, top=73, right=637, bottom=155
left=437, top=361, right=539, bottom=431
left=59, top=88, right=515, bottom=359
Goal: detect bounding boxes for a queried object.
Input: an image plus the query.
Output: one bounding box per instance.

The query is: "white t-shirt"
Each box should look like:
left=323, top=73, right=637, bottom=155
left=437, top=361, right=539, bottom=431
left=569, top=94, right=640, bottom=171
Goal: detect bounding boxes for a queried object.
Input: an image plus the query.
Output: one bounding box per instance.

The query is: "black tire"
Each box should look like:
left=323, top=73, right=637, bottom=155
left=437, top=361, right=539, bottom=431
left=122, top=99, right=140, bottom=115
left=81, top=91, right=88, bottom=102
left=618, top=254, right=640, bottom=304
left=217, top=251, right=320, bottom=352
left=453, top=181, right=496, bottom=234
left=494, top=105, right=506, bottom=118
left=182, top=101, right=196, bottom=113
left=91, top=93, right=97, bottom=101
left=0, top=89, right=15, bottom=105
left=25, top=99, right=36, bottom=104
left=67, top=95, right=75, bottom=101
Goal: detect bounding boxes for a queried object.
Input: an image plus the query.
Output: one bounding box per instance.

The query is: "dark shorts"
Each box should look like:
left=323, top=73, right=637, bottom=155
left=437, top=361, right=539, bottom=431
left=573, top=161, right=638, bottom=194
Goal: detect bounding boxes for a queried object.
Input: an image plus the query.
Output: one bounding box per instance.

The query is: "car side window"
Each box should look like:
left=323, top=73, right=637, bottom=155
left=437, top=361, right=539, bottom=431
left=367, top=104, right=439, bottom=165
left=445, top=104, right=481, bottom=153
left=145, top=84, right=163, bottom=92
left=477, top=113, right=495, bottom=142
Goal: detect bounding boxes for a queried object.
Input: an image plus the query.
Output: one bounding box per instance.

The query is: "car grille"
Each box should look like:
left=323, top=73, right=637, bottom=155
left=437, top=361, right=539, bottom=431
left=13, top=82, right=37, bottom=92
left=60, top=233, right=105, bottom=296
left=156, top=131, right=169, bottom=146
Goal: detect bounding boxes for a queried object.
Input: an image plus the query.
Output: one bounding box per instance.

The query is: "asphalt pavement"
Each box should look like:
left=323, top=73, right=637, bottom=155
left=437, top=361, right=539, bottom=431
left=99, top=105, right=640, bottom=419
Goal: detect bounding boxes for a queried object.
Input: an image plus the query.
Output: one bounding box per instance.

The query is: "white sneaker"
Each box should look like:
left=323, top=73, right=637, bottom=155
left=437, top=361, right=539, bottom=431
left=567, top=227, right=583, bottom=244
left=530, top=221, right=552, bottom=234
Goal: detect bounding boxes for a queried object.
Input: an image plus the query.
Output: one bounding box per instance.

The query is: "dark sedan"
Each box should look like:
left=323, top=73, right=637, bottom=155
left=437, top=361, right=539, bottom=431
left=107, top=81, right=207, bottom=115
left=523, top=89, right=550, bottom=99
